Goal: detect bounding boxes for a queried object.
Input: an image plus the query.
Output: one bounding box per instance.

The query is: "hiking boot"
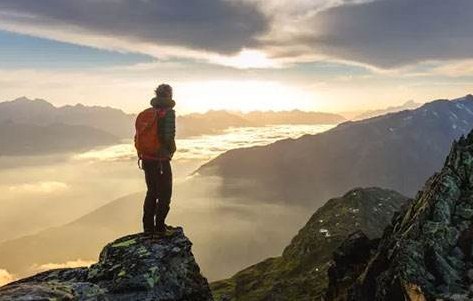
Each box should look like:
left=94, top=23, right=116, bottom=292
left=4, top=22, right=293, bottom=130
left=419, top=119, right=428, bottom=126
left=155, top=223, right=175, bottom=232
left=143, top=227, right=155, bottom=238
left=154, top=227, right=175, bottom=238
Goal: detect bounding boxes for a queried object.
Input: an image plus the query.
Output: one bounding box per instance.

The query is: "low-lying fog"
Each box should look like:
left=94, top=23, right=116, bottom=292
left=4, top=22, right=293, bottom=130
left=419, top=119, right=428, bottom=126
left=0, top=124, right=334, bottom=283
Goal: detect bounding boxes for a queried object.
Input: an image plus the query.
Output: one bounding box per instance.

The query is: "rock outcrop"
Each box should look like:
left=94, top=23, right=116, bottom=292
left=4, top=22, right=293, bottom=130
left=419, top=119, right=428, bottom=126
left=0, top=227, right=214, bottom=301
left=326, top=130, right=473, bottom=300
left=211, top=188, right=408, bottom=301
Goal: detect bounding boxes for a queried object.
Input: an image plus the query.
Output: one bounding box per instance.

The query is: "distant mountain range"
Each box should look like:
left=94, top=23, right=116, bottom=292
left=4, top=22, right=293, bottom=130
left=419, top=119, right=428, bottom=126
left=339, top=100, right=421, bottom=120
left=0, top=97, right=346, bottom=156
left=353, top=100, right=421, bottom=120
left=0, top=97, right=134, bottom=138
left=196, top=95, right=473, bottom=207
left=0, top=122, right=119, bottom=156
left=0, top=97, right=132, bottom=155
left=211, top=187, right=408, bottom=301
left=177, top=110, right=251, bottom=137
left=178, top=110, right=345, bottom=137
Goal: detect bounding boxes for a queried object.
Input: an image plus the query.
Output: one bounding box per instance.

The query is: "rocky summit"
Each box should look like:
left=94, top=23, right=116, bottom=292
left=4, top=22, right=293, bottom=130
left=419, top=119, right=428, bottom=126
left=326, top=130, right=473, bottom=301
left=211, top=188, right=407, bottom=301
left=0, top=227, right=214, bottom=301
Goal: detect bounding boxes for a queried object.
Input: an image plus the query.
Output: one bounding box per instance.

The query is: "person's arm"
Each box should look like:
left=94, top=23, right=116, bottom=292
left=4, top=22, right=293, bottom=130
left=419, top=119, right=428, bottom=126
left=159, top=109, right=176, bottom=158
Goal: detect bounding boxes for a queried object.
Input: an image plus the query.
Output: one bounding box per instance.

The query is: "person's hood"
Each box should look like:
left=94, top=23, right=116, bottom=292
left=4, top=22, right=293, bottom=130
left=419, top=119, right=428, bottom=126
left=150, top=97, right=176, bottom=109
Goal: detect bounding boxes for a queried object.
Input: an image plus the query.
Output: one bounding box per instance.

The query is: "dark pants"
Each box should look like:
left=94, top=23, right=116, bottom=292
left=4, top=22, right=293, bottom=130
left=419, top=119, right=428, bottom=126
left=142, top=160, right=172, bottom=233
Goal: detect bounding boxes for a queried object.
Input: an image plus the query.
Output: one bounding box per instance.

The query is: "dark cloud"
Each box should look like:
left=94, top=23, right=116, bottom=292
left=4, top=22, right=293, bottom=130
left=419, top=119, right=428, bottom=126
left=2, top=0, right=472, bottom=68
left=303, top=0, right=473, bottom=68
left=0, top=0, right=268, bottom=54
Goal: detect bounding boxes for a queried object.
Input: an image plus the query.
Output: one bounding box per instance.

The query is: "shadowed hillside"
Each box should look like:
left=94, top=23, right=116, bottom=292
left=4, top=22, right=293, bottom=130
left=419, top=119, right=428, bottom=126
left=0, top=97, right=135, bottom=138
left=0, top=122, right=119, bottom=156
left=196, top=95, right=473, bottom=208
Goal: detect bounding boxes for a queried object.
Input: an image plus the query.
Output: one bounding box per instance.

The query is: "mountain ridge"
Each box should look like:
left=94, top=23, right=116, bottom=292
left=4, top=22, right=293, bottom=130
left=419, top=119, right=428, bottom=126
left=195, top=95, right=473, bottom=208
left=352, top=100, right=421, bottom=120
left=0, top=97, right=346, bottom=146
left=0, top=97, right=135, bottom=138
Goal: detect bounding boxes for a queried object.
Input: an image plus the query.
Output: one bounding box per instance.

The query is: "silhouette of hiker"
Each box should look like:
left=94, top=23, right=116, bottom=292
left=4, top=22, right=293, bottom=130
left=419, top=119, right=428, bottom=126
left=135, top=84, right=176, bottom=236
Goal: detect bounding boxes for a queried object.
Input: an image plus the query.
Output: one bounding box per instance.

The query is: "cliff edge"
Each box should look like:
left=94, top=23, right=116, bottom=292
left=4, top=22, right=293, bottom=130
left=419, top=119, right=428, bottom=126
left=0, top=227, right=214, bottom=301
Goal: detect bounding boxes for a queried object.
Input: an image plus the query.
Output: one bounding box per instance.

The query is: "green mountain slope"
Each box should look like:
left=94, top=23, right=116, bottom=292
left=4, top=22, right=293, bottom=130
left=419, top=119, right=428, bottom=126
left=211, top=187, right=408, bottom=301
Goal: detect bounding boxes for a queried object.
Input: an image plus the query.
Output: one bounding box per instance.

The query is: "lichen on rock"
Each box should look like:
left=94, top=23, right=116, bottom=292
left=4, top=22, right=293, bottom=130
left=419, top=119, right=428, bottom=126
left=0, top=227, right=214, bottom=301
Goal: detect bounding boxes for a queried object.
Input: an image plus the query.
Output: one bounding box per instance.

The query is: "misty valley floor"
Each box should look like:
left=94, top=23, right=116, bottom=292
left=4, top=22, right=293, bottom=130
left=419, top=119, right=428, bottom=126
left=0, top=124, right=333, bottom=285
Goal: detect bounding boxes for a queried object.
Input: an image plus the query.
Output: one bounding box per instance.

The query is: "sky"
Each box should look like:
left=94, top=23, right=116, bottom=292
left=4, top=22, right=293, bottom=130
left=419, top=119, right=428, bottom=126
left=1, top=0, right=473, bottom=114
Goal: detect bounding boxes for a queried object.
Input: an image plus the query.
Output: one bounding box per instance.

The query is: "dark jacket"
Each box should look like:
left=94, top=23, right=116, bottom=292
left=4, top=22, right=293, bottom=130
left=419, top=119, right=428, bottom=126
left=151, top=97, right=176, bottom=159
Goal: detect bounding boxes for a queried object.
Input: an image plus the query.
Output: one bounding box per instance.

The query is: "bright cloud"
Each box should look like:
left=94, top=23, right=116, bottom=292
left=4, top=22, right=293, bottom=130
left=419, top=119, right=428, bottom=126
left=8, top=181, right=70, bottom=194
left=30, top=259, right=95, bottom=273
left=213, top=49, right=281, bottom=69
left=0, top=269, right=16, bottom=286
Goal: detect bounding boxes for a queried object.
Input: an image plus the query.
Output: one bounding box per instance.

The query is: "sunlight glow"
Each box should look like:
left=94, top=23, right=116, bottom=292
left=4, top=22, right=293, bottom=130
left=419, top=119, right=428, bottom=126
left=175, top=80, right=319, bottom=114
left=31, top=260, right=96, bottom=273
left=8, top=181, right=70, bottom=194
left=0, top=269, right=15, bottom=286
left=213, top=49, right=280, bottom=69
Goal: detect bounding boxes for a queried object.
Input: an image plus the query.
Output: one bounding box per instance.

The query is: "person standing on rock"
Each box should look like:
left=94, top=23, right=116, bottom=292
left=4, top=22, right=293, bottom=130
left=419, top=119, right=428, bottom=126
left=135, top=84, right=176, bottom=237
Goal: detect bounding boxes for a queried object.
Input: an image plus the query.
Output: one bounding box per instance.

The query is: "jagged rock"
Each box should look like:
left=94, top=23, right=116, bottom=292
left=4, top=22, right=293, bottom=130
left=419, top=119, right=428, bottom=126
left=326, top=231, right=379, bottom=301
left=0, top=227, right=214, bottom=301
left=211, top=188, right=408, bottom=301
left=326, top=130, right=473, bottom=301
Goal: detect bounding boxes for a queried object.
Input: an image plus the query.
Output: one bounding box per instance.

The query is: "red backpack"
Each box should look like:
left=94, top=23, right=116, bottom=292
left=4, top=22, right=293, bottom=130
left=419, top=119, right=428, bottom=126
left=134, top=108, right=167, bottom=161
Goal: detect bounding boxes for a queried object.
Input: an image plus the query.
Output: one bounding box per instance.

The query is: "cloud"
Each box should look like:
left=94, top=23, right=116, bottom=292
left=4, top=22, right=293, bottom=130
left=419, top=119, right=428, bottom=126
left=0, top=269, right=16, bottom=286
left=1, top=0, right=473, bottom=70
left=30, top=259, right=95, bottom=274
left=0, top=0, right=268, bottom=55
left=263, top=0, right=473, bottom=68
left=431, top=60, right=473, bottom=77
left=8, top=181, right=70, bottom=194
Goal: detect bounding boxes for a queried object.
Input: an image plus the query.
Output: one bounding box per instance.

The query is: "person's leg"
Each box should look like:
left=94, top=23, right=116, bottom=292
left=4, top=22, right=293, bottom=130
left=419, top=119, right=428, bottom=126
left=143, top=160, right=159, bottom=234
left=155, top=160, right=173, bottom=232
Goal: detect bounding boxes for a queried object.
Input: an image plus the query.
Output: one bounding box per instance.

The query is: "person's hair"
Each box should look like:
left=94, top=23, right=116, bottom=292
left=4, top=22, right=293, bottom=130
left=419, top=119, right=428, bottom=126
left=155, top=84, right=173, bottom=99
